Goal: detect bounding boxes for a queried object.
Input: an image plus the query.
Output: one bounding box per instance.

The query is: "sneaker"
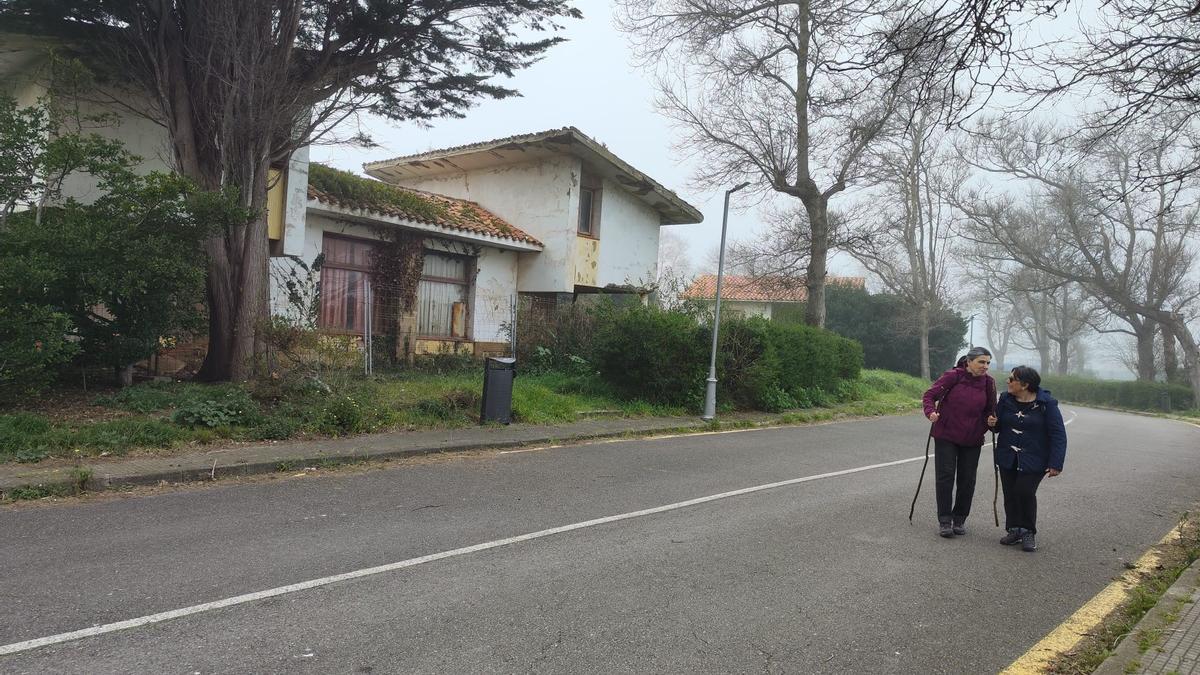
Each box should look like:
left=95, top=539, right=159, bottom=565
left=1000, top=529, right=1024, bottom=546
left=939, top=521, right=955, bottom=538
left=1021, top=531, right=1037, bottom=552
left=952, top=520, right=967, bottom=536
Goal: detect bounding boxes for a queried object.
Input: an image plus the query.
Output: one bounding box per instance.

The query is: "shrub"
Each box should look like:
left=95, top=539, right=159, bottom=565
left=249, top=417, right=300, bottom=441
left=315, top=395, right=365, bottom=435
left=172, top=387, right=261, bottom=428
left=513, top=295, right=629, bottom=374
left=1041, top=376, right=1194, bottom=412
left=592, top=305, right=708, bottom=406
left=0, top=305, right=78, bottom=402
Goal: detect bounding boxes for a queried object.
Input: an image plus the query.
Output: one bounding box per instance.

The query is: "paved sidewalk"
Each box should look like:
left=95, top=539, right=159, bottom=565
left=1097, top=560, right=1200, bottom=675
left=0, top=413, right=779, bottom=496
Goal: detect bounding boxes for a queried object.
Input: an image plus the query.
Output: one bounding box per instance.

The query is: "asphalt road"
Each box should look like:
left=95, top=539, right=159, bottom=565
left=1, top=406, right=1198, bottom=673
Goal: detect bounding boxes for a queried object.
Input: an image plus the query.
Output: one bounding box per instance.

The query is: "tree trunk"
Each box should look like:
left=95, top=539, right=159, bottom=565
left=195, top=163, right=271, bottom=382
left=1055, top=338, right=1069, bottom=375
left=1163, top=322, right=1179, bottom=382
left=918, top=304, right=931, bottom=380
left=1037, top=343, right=1051, bottom=374
left=1135, top=323, right=1158, bottom=381
left=803, top=200, right=829, bottom=328
left=116, top=364, right=134, bottom=388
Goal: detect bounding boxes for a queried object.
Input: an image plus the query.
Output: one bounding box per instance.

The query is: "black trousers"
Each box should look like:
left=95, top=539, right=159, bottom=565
left=999, top=468, right=1046, bottom=533
left=933, top=439, right=981, bottom=522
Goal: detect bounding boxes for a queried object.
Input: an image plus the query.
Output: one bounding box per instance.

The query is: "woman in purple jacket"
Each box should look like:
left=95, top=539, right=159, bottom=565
left=922, top=347, right=998, bottom=538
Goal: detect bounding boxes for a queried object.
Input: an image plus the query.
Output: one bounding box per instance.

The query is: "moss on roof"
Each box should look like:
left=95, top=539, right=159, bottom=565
left=307, top=163, right=448, bottom=222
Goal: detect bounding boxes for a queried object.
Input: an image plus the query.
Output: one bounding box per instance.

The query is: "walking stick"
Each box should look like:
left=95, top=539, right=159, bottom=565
left=992, top=431, right=1000, bottom=527
left=908, top=429, right=933, bottom=522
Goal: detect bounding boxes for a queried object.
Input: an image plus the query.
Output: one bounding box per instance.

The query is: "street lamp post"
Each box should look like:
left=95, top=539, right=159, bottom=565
left=703, top=181, right=752, bottom=421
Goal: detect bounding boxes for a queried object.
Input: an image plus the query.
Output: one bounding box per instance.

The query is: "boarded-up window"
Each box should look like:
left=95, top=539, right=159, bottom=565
left=418, top=252, right=470, bottom=338
left=319, top=235, right=375, bottom=333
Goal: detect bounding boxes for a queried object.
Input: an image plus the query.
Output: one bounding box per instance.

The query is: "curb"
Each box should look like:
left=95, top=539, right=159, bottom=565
left=0, top=417, right=757, bottom=499
left=1093, top=560, right=1200, bottom=675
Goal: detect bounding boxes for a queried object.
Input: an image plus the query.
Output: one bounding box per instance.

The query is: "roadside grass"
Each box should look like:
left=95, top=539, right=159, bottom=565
left=1047, top=512, right=1200, bottom=674
left=0, top=368, right=923, bottom=466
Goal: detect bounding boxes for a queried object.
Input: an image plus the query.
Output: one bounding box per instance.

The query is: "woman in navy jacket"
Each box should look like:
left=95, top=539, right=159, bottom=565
left=991, top=366, right=1067, bottom=552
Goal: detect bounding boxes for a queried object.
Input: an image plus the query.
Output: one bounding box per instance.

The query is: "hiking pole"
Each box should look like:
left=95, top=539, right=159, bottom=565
left=991, top=431, right=1000, bottom=527
left=908, top=429, right=933, bottom=522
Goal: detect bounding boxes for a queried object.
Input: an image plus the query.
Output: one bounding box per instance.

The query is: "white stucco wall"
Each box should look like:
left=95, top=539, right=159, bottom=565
left=386, top=157, right=578, bottom=294
left=472, top=248, right=518, bottom=344
left=386, top=155, right=669, bottom=294
left=593, top=176, right=661, bottom=288
left=57, top=93, right=175, bottom=203
left=269, top=211, right=519, bottom=343
left=702, top=300, right=772, bottom=320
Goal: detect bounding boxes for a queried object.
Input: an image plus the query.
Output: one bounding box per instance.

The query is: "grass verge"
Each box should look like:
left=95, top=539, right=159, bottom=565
left=1046, top=511, right=1200, bottom=674
left=0, top=368, right=924, bottom=467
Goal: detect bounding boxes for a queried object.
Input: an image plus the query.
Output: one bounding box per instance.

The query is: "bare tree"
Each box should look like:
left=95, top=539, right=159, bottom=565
left=6, top=0, right=580, bottom=381
left=955, top=116, right=1200, bottom=394
left=849, top=105, right=964, bottom=378
left=616, top=0, right=919, bottom=328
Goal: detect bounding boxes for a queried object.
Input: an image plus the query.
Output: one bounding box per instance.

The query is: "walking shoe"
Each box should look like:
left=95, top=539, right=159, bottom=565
left=939, top=521, right=955, bottom=538
left=1000, top=528, right=1024, bottom=545
left=952, top=519, right=967, bottom=536
left=1021, top=531, right=1037, bottom=552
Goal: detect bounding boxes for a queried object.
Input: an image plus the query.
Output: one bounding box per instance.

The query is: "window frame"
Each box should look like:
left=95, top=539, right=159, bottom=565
left=318, top=232, right=377, bottom=335
left=577, top=173, right=602, bottom=239
left=416, top=249, right=473, bottom=341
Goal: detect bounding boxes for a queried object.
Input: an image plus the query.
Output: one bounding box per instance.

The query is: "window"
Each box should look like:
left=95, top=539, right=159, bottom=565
left=319, top=234, right=473, bottom=339
left=319, top=235, right=375, bottom=333
left=417, top=252, right=470, bottom=338
left=578, top=188, right=595, bottom=235
left=578, top=172, right=601, bottom=236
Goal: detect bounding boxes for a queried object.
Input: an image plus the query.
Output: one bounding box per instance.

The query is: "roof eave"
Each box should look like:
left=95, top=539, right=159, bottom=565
left=364, top=127, right=703, bottom=226
left=306, top=199, right=543, bottom=253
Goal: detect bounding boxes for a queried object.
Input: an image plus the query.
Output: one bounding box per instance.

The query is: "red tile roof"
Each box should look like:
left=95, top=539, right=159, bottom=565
left=682, top=275, right=866, bottom=302
left=306, top=165, right=542, bottom=248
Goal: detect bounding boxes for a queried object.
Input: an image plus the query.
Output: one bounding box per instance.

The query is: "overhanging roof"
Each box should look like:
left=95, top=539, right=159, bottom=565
left=363, top=127, right=704, bottom=226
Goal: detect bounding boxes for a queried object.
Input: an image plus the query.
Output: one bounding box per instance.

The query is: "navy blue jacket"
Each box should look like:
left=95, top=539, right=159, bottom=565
left=994, top=389, right=1067, bottom=473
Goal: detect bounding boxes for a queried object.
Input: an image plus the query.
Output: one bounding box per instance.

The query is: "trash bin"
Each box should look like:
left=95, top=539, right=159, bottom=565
left=481, top=357, right=516, bottom=424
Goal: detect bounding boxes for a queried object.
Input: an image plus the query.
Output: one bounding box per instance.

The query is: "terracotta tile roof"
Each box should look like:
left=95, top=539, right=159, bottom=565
left=306, top=164, right=542, bottom=248
left=681, top=275, right=866, bottom=302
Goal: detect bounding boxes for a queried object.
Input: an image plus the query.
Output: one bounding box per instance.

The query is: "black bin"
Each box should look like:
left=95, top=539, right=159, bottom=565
left=480, top=357, right=516, bottom=424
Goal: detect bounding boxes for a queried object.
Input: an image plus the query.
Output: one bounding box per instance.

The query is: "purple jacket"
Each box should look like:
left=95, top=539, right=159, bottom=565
left=922, top=367, right=997, bottom=447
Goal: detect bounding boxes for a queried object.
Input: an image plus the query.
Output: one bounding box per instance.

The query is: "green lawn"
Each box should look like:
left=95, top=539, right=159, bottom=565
left=0, top=369, right=926, bottom=464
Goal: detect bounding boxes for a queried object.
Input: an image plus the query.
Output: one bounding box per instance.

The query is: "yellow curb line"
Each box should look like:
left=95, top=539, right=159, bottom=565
left=1000, top=524, right=1184, bottom=674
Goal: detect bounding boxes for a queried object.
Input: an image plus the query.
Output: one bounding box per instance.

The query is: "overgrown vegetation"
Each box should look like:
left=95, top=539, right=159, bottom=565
left=1048, top=512, right=1200, bottom=674
left=0, top=368, right=923, bottom=465
left=307, top=163, right=448, bottom=222
left=0, top=94, right=244, bottom=397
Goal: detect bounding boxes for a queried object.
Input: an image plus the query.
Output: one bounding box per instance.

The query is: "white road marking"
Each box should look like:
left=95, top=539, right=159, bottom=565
left=0, top=453, right=925, bottom=657
left=1064, top=409, right=1077, bottom=425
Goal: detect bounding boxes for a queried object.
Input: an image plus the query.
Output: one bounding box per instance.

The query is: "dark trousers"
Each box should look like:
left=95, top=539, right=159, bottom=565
left=999, top=468, right=1046, bottom=533
left=933, top=439, right=981, bottom=523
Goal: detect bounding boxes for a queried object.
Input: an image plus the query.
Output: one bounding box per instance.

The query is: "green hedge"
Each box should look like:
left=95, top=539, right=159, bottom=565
left=1042, top=375, right=1195, bottom=412
left=592, top=307, right=863, bottom=410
